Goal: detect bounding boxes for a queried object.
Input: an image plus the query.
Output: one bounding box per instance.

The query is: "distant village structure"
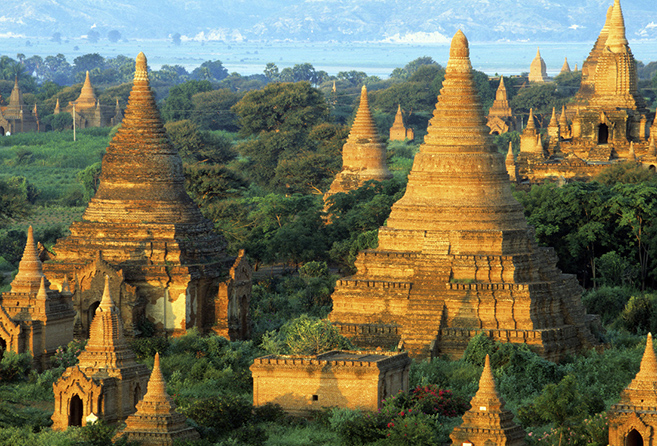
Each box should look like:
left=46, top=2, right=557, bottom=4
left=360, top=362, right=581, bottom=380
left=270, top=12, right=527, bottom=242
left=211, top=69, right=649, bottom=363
left=511, top=0, right=656, bottom=184
left=329, top=30, right=599, bottom=360
left=250, top=350, right=411, bottom=415
left=42, top=53, right=252, bottom=341
left=389, top=104, right=414, bottom=141
left=0, top=77, right=40, bottom=135
left=0, top=227, right=75, bottom=371
left=324, top=85, right=392, bottom=199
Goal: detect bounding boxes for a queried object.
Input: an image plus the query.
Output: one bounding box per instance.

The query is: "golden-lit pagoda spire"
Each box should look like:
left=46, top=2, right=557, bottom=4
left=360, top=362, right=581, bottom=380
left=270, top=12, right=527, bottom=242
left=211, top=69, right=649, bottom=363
left=10, top=226, right=50, bottom=294
left=549, top=107, right=558, bottom=127
left=649, top=135, right=656, bottom=157
left=625, top=333, right=657, bottom=394
left=348, top=85, right=380, bottom=144
left=54, top=98, right=60, bottom=114
left=81, top=275, right=128, bottom=355
left=560, top=57, right=571, bottom=74
left=526, top=108, right=536, bottom=131
left=470, top=355, right=502, bottom=408
left=606, top=0, right=629, bottom=53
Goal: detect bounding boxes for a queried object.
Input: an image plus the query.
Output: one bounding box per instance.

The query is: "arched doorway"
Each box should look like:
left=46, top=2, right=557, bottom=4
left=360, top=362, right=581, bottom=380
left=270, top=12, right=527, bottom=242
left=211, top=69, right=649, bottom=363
left=649, top=165, right=656, bottom=173
left=134, top=383, right=141, bottom=407
left=598, top=123, right=609, bottom=144
left=69, top=394, right=83, bottom=427
left=87, top=301, right=100, bottom=336
left=0, top=126, right=4, bottom=136
left=0, top=338, right=6, bottom=361
left=627, top=429, right=643, bottom=446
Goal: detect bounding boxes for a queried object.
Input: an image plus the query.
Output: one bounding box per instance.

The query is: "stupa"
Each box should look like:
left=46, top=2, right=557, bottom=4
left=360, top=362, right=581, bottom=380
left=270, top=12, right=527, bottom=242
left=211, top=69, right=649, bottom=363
left=528, top=48, right=547, bottom=83
left=115, top=353, right=200, bottom=445
left=325, top=85, right=392, bottom=198
left=608, top=333, right=657, bottom=446
left=51, top=276, right=150, bottom=429
left=0, top=226, right=75, bottom=370
left=329, top=30, right=598, bottom=360
left=486, top=76, right=516, bottom=135
left=0, top=77, right=39, bottom=134
left=44, top=53, right=251, bottom=340
left=546, top=107, right=560, bottom=154
left=66, top=71, right=112, bottom=128
left=450, top=355, right=526, bottom=446
left=560, top=58, right=571, bottom=75
left=389, top=104, right=415, bottom=141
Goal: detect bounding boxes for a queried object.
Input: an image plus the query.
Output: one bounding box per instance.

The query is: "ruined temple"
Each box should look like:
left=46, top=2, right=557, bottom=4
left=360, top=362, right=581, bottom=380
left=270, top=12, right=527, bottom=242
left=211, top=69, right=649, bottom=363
left=0, top=77, right=40, bottom=135
left=608, top=333, right=657, bottom=446
left=52, top=276, right=150, bottom=429
left=43, top=53, right=251, bottom=339
left=115, top=352, right=199, bottom=445
left=0, top=227, right=75, bottom=370
left=451, top=355, right=526, bottom=446
left=329, top=31, right=598, bottom=360
left=486, top=76, right=516, bottom=135
left=389, top=104, right=415, bottom=141
left=325, top=85, right=392, bottom=198
left=528, top=48, right=547, bottom=83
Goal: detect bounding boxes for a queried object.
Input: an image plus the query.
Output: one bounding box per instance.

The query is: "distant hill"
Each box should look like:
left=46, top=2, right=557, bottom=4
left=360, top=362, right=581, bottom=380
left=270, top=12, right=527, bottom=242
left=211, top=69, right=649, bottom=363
left=1, top=0, right=655, bottom=43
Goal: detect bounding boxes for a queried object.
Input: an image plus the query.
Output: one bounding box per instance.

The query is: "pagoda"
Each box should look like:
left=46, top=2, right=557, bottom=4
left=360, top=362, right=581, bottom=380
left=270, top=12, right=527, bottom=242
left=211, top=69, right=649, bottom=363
left=389, top=104, right=415, bottom=141
left=450, top=355, right=526, bottom=446
left=328, top=31, right=598, bottom=360
left=0, top=227, right=75, bottom=370
left=560, top=58, right=571, bottom=75
left=0, top=77, right=39, bottom=134
left=486, top=76, right=516, bottom=135
left=608, top=333, right=657, bottom=446
left=66, top=71, right=111, bottom=128
left=115, top=353, right=199, bottom=445
left=528, top=48, right=547, bottom=83
left=325, top=85, right=392, bottom=198
left=44, top=53, right=251, bottom=340
left=51, top=276, right=151, bottom=429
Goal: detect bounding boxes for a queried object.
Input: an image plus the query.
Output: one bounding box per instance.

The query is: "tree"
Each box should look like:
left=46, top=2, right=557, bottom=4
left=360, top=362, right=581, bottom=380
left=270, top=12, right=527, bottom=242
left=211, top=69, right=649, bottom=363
left=533, top=375, right=589, bottom=446
left=160, top=80, right=213, bottom=122
left=73, top=53, right=105, bottom=75
left=263, top=63, right=279, bottom=81
left=191, top=88, right=242, bottom=131
left=264, top=315, right=352, bottom=355
left=191, top=60, right=228, bottom=82
left=0, top=179, right=32, bottom=227
left=165, top=119, right=235, bottom=165
left=87, top=29, right=100, bottom=43
left=107, top=30, right=122, bottom=43
left=76, top=162, right=102, bottom=201
left=171, top=33, right=182, bottom=46
left=51, top=32, right=62, bottom=43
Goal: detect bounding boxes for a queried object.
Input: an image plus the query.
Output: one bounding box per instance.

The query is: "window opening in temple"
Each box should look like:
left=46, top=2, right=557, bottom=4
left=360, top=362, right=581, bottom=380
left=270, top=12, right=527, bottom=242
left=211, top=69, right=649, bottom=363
left=627, top=429, right=643, bottom=446
left=312, top=394, right=319, bottom=401
left=69, top=394, right=83, bottom=427
left=88, top=301, right=100, bottom=336
left=0, top=338, right=6, bottom=360
left=134, top=384, right=141, bottom=406
left=649, top=165, right=656, bottom=173
left=598, top=123, right=609, bottom=144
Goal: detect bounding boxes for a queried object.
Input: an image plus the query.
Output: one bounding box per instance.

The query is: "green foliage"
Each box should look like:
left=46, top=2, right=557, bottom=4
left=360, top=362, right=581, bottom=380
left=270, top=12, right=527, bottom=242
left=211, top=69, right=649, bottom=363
left=582, top=286, right=633, bottom=325
left=76, top=162, right=101, bottom=202
left=261, top=314, right=352, bottom=355
left=0, top=351, right=33, bottom=382
left=161, top=80, right=214, bottom=122
left=50, top=339, right=86, bottom=369
left=191, top=89, right=242, bottom=131
left=165, top=120, right=236, bottom=165
left=617, top=293, right=657, bottom=334
left=0, top=178, right=32, bottom=226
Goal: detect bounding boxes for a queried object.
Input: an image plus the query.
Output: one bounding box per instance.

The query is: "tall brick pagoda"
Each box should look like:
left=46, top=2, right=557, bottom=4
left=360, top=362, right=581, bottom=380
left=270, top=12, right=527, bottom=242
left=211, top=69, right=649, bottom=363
left=115, top=352, right=199, bottom=445
left=325, top=85, right=392, bottom=198
left=44, top=53, right=251, bottom=339
left=608, top=333, right=657, bottom=446
left=0, top=227, right=75, bottom=370
left=52, top=276, right=150, bottom=429
left=329, top=30, right=598, bottom=360
left=451, top=355, right=526, bottom=446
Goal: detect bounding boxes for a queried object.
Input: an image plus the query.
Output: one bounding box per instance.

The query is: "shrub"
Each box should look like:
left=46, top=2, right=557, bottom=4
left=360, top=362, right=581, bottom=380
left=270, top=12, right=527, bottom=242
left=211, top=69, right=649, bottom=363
left=51, top=339, right=86, bottom=369
left=0, top=351, right=32, bottom=382
left=262, top=314, right=353, bottom=355
left=582, top=286, right=633, bottom=325
left=180, top=394, right=253, bottom=440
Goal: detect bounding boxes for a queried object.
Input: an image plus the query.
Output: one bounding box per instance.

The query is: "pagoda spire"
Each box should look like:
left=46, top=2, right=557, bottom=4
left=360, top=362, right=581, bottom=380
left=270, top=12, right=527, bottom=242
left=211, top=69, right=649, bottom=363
left=560, top=57, right=571, bottom=74
left=54, top=98, right=60, bottom=114
left=620, top=333, right=657, bottom=399
left=649, top=136, right=656, bottom=157
left=10, top=226, right=49, bottom=294
left=81, top=275, right=128, bottom=356
left=347, top=85, right=380, bottom=144
left=526, top=108, right=536, bottom=131
left=606, top=0, right=628, bottom=53
left=549, top=107, right=558, bottom=127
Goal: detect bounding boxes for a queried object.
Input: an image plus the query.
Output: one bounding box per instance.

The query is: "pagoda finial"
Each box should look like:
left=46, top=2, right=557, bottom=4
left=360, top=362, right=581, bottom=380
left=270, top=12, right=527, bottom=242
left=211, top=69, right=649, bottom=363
left=549, top=107, right=558, bottom=127
left=635, top=333, right=657, bottom=383
left=99, top=275, right=114, bottom=310
left=345, top=84, right=380, bottom=144
left=142, top=352, right=169, bottom=402
left=470, top=355, right=502, bottom=407
left=84, top=71, right=91, bottom=87
left=506, top=141, right=514, bottom=161
left=606, top=0, right=628, bottom=52
left=526, top=108, right=536, bottom=130
left=134, top=52, right=149, bottom=83
left=10, top=226, right=49, bottom=294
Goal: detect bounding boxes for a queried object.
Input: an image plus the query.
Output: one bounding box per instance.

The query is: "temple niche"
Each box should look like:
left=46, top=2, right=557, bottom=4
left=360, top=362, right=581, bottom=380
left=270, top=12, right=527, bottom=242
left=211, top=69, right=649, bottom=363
left=0, top=227, right=75, bottom=370
left=389, top=104, right=415, bottom=141
left=43, top=53, right=252, bottom=340
left=0, top=77, right=40, bottom=135
left=324, top=85, right=392, bottom=199
left=486, top=76, right=517, bottom=135
left=329, top=30, right=599, bottom=360
left=51, top=277, right=150, bottom=430
left=608, top=334, right=657, bottom=446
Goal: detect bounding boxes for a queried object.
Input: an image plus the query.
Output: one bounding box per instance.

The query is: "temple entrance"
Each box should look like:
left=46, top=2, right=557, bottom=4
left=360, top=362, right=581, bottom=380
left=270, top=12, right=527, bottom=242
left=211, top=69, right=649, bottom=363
left=0, top=126, right=4, bottom=136
left=0, top=338, right=6, bottom=361
left=650, top=165, right=656, bottom=173
left=598, top=123, right=609, bottom=144
left=627, top=429, right=643, bottom=446
left=69, top=395, right=83, bottom=427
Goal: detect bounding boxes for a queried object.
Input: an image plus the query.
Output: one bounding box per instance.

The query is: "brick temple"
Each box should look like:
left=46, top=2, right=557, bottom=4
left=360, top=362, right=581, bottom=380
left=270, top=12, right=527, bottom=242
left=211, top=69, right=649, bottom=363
left=329, top=30, right=599, bottom=360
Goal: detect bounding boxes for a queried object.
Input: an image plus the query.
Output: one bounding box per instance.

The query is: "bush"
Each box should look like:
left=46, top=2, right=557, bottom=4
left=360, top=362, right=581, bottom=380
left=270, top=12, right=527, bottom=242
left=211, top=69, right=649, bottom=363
left=180, top=394, right=253, bottom=440
left=50, top=339, right=86, bottom=369
left=617, top=294, right=657, bottom=334
left=582, top=286, right=633, bottom=325
left=0, top=351, right=32, bottom=382
left=262, top=315, right=353, bottom=356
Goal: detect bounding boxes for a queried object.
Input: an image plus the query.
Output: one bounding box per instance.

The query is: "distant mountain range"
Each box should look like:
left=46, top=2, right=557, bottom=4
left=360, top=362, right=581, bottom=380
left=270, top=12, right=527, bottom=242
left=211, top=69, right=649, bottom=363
left=1, top=0, right=656, bottom=43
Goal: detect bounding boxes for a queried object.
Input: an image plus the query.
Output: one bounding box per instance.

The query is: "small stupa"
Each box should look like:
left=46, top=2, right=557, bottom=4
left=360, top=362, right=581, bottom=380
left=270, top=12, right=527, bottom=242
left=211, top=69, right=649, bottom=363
left=450, top=355, right=526, bottom=446
left=51, top=276, right=150, bottom=429
left=546, top=107, right=560, bottom=153
left=389, top=104, right=414, bottom=141
left=608, top=334, right=657, bottom=445
left=529, top=48, right=547, bottom=83
left=560, top=57, right=571, bottom=75
left=559, top=105, right=571, bottom=139
left=0, top=226, right=75, bottom=370
left=0, top=77, right=39, bottom=133
left=325, top=85, right=392, bottom=197
left=519, top=109, right=543, bottom=157
left=505, top=141, right=517, bottom=182
left=486, top=76, right=516, bottom=135
left=115, top=353, right=200, bottom=445
left=329, top=30, right=598, bottom=359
